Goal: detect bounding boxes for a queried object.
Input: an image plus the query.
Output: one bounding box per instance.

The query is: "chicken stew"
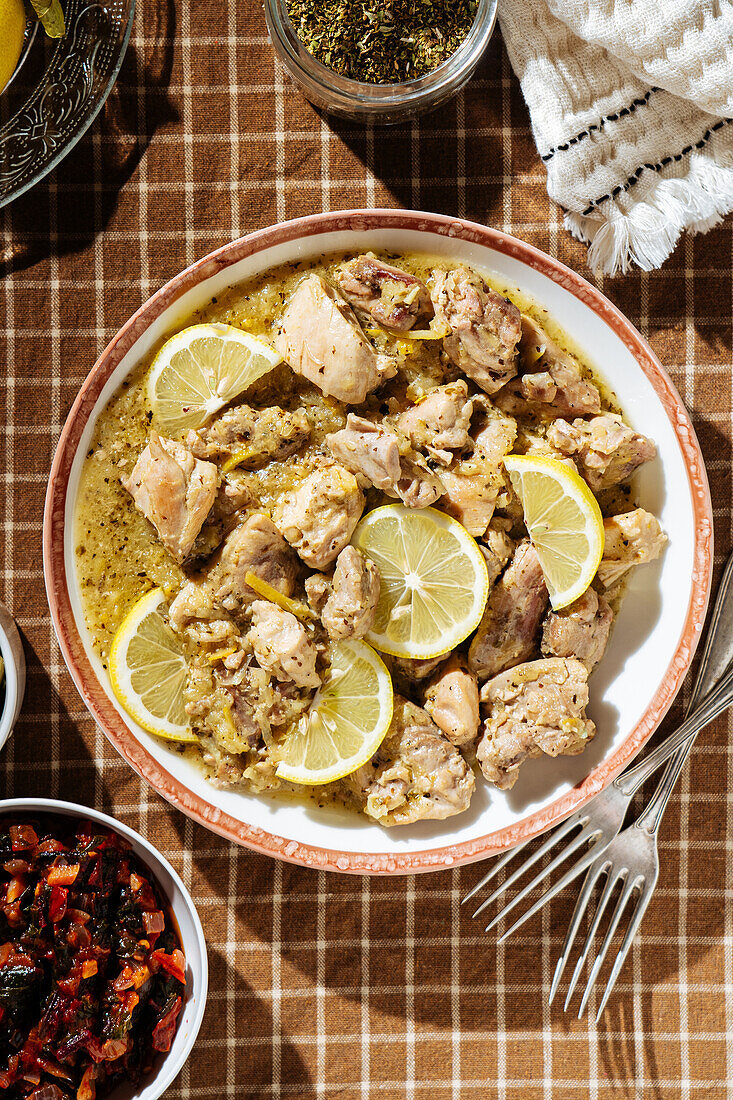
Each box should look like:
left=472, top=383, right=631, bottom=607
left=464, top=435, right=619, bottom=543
left=75, top=251, right=666, bottom=827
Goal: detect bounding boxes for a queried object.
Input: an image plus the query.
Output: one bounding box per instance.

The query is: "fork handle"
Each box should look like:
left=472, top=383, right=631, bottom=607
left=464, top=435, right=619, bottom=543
left=630, top=554, right=733, bottom=834
left=632, top=735, right=695, bottom=834
left=686, top=551, right=733, bottom=711
left=615, top=657, right=733, bottom=799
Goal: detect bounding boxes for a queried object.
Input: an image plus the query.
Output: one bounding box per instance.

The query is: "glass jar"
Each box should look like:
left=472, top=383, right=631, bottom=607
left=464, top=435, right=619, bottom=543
left=263, top=0, right=499, bottom=124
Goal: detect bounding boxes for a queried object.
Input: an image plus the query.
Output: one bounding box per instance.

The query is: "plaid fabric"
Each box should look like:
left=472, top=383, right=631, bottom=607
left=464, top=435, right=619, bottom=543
left=1, top=6, right=732, bottom=1096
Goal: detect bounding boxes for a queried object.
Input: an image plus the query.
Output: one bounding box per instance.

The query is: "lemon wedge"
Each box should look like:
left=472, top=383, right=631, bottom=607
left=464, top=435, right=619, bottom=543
left=276, top=640, right=393, bottom=785
left=29, top=0, right=65, bottom=38
left=351, top=504, right=489, bottom=660
left=0, top=0, right=26, bottom=93
left=109, top=588, right=196, bottom=742
left=503, top=454, right=605, bottom=610
left=148, top=323, right=282, bottom=435
left=244, top=570, right=314, bottom=622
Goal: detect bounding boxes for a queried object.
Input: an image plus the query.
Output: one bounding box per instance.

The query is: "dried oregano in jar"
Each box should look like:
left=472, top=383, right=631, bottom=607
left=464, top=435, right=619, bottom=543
left=286, top=0, right=479, bottom=84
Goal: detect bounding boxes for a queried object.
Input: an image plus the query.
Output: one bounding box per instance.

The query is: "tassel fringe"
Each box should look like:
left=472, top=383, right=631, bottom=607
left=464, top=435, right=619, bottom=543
left=563, top=150, right=733, bottom=275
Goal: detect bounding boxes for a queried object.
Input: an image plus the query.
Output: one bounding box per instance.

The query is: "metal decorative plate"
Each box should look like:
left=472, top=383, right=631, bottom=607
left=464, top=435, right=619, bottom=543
left=0, top=0, right=134, bottom=208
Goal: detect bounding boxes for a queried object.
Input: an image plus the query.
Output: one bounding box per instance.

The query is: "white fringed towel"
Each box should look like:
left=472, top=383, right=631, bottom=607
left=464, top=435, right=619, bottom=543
left=498, top=0, right=733, bottom=274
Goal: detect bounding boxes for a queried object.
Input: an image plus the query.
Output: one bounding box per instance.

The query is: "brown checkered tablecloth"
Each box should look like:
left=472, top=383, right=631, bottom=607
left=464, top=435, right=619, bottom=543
left=1, top=4, right=732, bottom=1096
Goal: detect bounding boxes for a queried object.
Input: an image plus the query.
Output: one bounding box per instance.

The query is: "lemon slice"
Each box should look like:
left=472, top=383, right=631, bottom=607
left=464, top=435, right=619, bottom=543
left=148, top=323, right=282, bottom=435
left=109, top=588, right=197, bottom=742
left=351, top=504, right=489, bottom=660
left=0, top=0, right=26, bottom=93
left=503, top=454, right=605, bottom=610
left=275, top=640, right=393, bottom=786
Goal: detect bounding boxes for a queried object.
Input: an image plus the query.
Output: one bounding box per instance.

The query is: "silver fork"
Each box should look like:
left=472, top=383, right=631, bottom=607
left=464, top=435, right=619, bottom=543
left=553, top=787, right=678, bottom=1020
left=552, top=572, right=733, bottom=1018
left=463, top=550, right=733, bottom=949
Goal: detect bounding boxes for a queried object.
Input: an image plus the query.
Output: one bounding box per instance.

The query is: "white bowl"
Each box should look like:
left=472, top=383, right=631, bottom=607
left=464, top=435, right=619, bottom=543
left=0, top=798, right=208, bottom=1099
left=43, top=210, right=713, bottom=874
left=0, top=602, right=26, bottom=752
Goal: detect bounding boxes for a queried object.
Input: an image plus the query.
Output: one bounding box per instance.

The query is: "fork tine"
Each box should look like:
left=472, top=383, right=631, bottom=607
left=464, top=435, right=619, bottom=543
left=471, top=818, right=585, bottom=919
left=495, top=831, right=609, bottom=944
left=483, top=823, right=600, bottom=934
left=594, top=881, right=654, bottom=1023
left=549, top=857, right=609, bottom=1005
left=462, top=840, right=532, bottom=906
left=577, top=877, right=640, bottom=1020
left=564, top=865, right=620, bottom=1010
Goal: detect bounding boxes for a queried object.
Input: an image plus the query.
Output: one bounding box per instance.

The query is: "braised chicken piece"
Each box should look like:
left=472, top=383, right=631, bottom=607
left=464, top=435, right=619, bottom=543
left=477, top=657, right=596, bottom=790
left=208, top=514, right=300, bottom=615
left=318, top=546, right=380, bottom=641
left=424, top=654, right=480, bottom=749
left=304, top=572, right=332, bottom=615
left=169, top=582, right=234, bottom=641
left=185, top=660, right=271, bottom=755
left=597, top=509, right=667, bottom=588
left=439, top=404, right=517, bottom=535
left=248, top=600, right=320, bottom=689
left=398, top=381, right=474, bottom=466
left=495, top=315, right=602, bottom=420
left=431, top=267, right=522, bottom=393
left=192, top=471, right=257, bottom=558
left=342, top=696, right=475, bottom=825
left=274, top=465, right=364, bottom=569
left=515, top=426, right=576, bottom=466
left=215, top=472, right=254, bottom=518
left=190, top=661, right=312, bottom=763
left=122, top=434, right=218, bottom=562
left=327, top=414, right=444, bottom=508
left=546, top=414, right=656, bottom=491
left=439, top=462, right=500, bottom=537
left=268, top=680, right=316, bottom=729
left=169, top=582, right=215, bottom=634
left=468, top=541, right=549, bottom=680
left=493, top=467, right=527, bottom=532
left=391, top=654, right=448, bottom=685
left=169, top=514, right=300, bottom=630
left=480, top=518, right=516, bottom=586
left=187, top=404, right=311, bottom=467
left=336, top=254, right=433, bottom=332
left=471, top=402, right=518, bottom=464
left=227, top=677, right=272, bottom=748
left=274, top=274, right=397, bottom=404
left=541, top=588, right=613, bottom=671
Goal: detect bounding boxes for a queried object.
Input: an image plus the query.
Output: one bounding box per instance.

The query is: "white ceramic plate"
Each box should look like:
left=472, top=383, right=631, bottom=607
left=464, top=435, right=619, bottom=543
left=44, top=211, right=713, bottom=874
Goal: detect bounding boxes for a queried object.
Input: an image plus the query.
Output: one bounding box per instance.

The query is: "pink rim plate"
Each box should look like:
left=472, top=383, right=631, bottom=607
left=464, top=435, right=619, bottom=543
left=42, top=210, right=714, bottom=875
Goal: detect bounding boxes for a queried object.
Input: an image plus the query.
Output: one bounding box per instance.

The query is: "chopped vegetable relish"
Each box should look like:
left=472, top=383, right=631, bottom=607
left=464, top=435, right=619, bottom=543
left=0, top=816, right=186, bottom=1100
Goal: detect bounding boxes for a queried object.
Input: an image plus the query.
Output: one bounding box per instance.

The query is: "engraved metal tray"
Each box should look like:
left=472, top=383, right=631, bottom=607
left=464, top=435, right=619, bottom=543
left=0, top=0, right=134, bottom=208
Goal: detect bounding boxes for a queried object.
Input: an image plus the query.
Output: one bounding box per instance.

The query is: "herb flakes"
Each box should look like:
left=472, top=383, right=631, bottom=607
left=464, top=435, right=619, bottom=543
left=286, top=0, right=479, bottom=84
